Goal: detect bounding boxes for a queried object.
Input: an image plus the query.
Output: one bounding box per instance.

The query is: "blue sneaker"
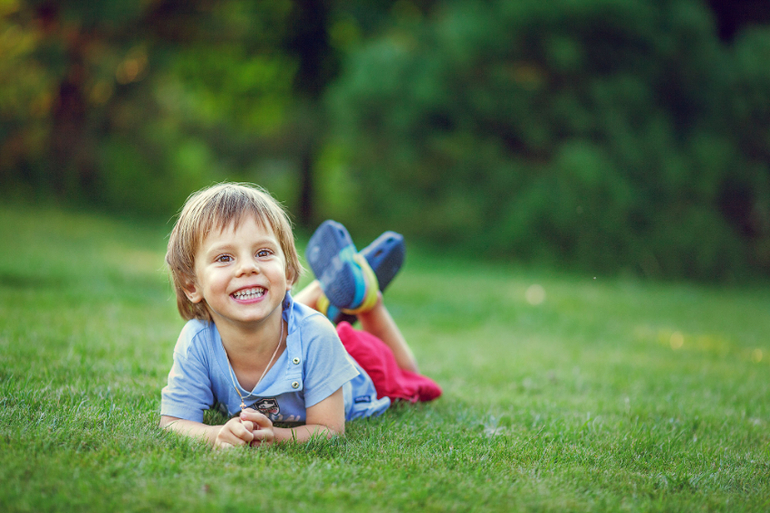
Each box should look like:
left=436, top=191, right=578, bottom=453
left=333, top=230, right=405, bottom=325
left=306, top=220, right=367, bottom=311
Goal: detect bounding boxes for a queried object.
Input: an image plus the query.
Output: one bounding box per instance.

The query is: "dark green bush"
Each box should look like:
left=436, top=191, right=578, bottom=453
left=327, top=0, right=770, bottom=280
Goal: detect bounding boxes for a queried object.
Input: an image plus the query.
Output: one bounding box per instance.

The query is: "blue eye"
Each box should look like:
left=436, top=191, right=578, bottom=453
left=216, top=255, right=232, bottom=263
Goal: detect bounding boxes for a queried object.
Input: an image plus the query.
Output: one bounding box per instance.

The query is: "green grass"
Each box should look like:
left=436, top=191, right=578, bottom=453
left=1, top=204, right=769, bottom=512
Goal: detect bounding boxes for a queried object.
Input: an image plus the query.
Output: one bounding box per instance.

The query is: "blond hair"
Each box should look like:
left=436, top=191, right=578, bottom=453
left=166, top=182, right=303, bottom=322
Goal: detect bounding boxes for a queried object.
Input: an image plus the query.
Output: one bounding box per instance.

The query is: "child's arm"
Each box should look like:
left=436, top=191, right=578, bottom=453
left=159, top=387, right=345, bottom=448
left=159, top=415, right=260, bottom=448
left=242, top=386, right=346, bottom=445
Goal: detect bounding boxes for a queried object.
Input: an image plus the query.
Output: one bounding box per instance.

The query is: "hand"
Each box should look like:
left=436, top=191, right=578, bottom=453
left=240, top=408, right=275, bottom=446
left=214, top=416, right=255, bottom=449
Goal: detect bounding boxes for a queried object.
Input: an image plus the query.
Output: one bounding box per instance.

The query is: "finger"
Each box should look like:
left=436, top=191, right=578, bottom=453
left=241, top=420, right=255, bottom=433
left=220, top=418, right=254, bottom=445
left=215, top=426, right=242, bottom=448
left=252, top=428, right=275, bottom=444
left=232, top=421, right=255, bottom=443
left=241, top=410, right=273, bottom=428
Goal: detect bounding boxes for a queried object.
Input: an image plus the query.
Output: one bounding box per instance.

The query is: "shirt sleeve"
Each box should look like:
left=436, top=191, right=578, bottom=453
left=160, top=323, right=215, bottom=423
left=300, top=315, right=360, bottom=409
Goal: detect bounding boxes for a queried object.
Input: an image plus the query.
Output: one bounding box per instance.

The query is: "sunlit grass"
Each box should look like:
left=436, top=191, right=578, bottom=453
left=1, top=204, right=769, bottom=512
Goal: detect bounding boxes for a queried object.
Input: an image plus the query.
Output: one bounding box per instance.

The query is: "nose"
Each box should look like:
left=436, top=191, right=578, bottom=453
left=235, top=256, right=260, bottom=276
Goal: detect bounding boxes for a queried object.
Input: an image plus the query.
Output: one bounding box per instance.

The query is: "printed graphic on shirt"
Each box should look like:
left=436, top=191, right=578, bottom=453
left=354, top=395, right=371, bottom=404
left=249, top=397, right=280, bottom=418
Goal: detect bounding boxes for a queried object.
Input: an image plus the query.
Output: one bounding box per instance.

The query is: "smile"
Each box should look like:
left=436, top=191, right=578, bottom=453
left=231, top=287, right=266, bottom=300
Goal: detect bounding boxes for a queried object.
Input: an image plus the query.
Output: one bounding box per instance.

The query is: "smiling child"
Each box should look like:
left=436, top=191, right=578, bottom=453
left=160, top=182, right=440, bottom=448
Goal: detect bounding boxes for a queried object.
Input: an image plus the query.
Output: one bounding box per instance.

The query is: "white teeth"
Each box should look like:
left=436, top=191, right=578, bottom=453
left=232, top=288, right=265, bottom=300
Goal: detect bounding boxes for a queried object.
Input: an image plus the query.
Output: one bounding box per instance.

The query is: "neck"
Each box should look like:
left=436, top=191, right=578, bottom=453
left=215, top=308, right=284, bottom=359
left=221, top=315, right=285, bottom=393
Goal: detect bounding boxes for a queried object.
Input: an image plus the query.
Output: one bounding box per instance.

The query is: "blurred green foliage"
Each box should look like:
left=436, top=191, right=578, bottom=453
left=328, top=0, right=770, bottom=280
left=1, top=0, right=769, bottom=280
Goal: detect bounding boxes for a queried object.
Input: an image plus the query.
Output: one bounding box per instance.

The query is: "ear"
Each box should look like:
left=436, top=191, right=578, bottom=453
left=182, top=281, right=204, bottom=304
left=285, top=267, right=296, bottom=290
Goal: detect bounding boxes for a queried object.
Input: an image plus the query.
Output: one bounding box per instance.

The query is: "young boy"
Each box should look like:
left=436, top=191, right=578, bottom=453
left=160, top=182, right=440, bottom=448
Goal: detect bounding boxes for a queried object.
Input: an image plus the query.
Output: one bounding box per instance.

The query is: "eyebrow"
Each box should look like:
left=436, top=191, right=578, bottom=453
left=204, top=237, right=280, bottom=255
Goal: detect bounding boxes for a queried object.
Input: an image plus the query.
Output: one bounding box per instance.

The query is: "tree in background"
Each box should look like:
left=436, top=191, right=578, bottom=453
left=1, top=0, right=769, bottom=280
left=327, top=0, right=770, bottom=280
left=0, top=0, right=432, bottom=221
left=1, top=0, right=233, bottom=213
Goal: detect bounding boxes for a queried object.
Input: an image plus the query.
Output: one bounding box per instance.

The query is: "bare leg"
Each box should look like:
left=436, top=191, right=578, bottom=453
left=357, top=294, right=418, bottom=373
left=294, top=282, right=418, bottom=373
left=293, top=280, right=323, bottom=310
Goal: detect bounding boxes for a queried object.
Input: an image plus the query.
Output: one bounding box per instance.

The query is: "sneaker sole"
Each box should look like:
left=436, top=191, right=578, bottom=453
left=333, top=231, right=405, bottom=325
left=306, top=220, right=366, bottom=309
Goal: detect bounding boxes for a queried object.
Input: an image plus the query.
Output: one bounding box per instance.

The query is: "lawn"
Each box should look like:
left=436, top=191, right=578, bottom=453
left=1, top=204, right=768, bottom=512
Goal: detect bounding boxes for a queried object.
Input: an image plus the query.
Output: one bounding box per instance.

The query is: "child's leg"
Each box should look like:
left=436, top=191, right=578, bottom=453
left=305, top=220, right=371, bottom=313
left=305, top=222, right=405, bottom=321
left=301, top=221, right=417, bottom=372
left=333, top=231, right=405, bottom=326
left=293, top=280, right=324, bottom=310
left=293, top=282, right=418, bottom=373
left=357, top=293, right=418, bottom=374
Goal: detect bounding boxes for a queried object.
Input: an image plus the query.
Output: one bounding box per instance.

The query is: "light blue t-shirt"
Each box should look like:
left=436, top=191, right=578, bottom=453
left=161, top=292, right=390, bottom=423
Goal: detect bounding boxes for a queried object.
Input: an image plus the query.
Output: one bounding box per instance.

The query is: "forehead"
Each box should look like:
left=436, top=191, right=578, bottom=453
left=201, top=213, right=278, bottom=245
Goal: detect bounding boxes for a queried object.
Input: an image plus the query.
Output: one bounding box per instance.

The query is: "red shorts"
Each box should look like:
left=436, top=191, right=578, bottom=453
left=336, top=322, right=442, bottom=403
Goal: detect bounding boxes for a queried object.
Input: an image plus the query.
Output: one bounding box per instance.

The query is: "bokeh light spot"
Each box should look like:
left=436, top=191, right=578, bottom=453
left=526, top=284, right=546, bottom=305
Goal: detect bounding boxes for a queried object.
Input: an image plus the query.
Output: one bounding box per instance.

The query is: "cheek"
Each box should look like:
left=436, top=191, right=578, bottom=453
left=199, top=269, right=226, bottom=292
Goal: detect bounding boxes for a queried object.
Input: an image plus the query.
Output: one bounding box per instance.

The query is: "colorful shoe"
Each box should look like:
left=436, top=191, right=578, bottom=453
left=306, top=220, right=368, bottom=311
left=333, top=231, right=405, bottom=325
left=361, top=231, right=405, bottom=292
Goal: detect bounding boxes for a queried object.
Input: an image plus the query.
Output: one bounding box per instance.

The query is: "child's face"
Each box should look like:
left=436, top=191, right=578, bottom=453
left=184, top=214, right=292, bottom=330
